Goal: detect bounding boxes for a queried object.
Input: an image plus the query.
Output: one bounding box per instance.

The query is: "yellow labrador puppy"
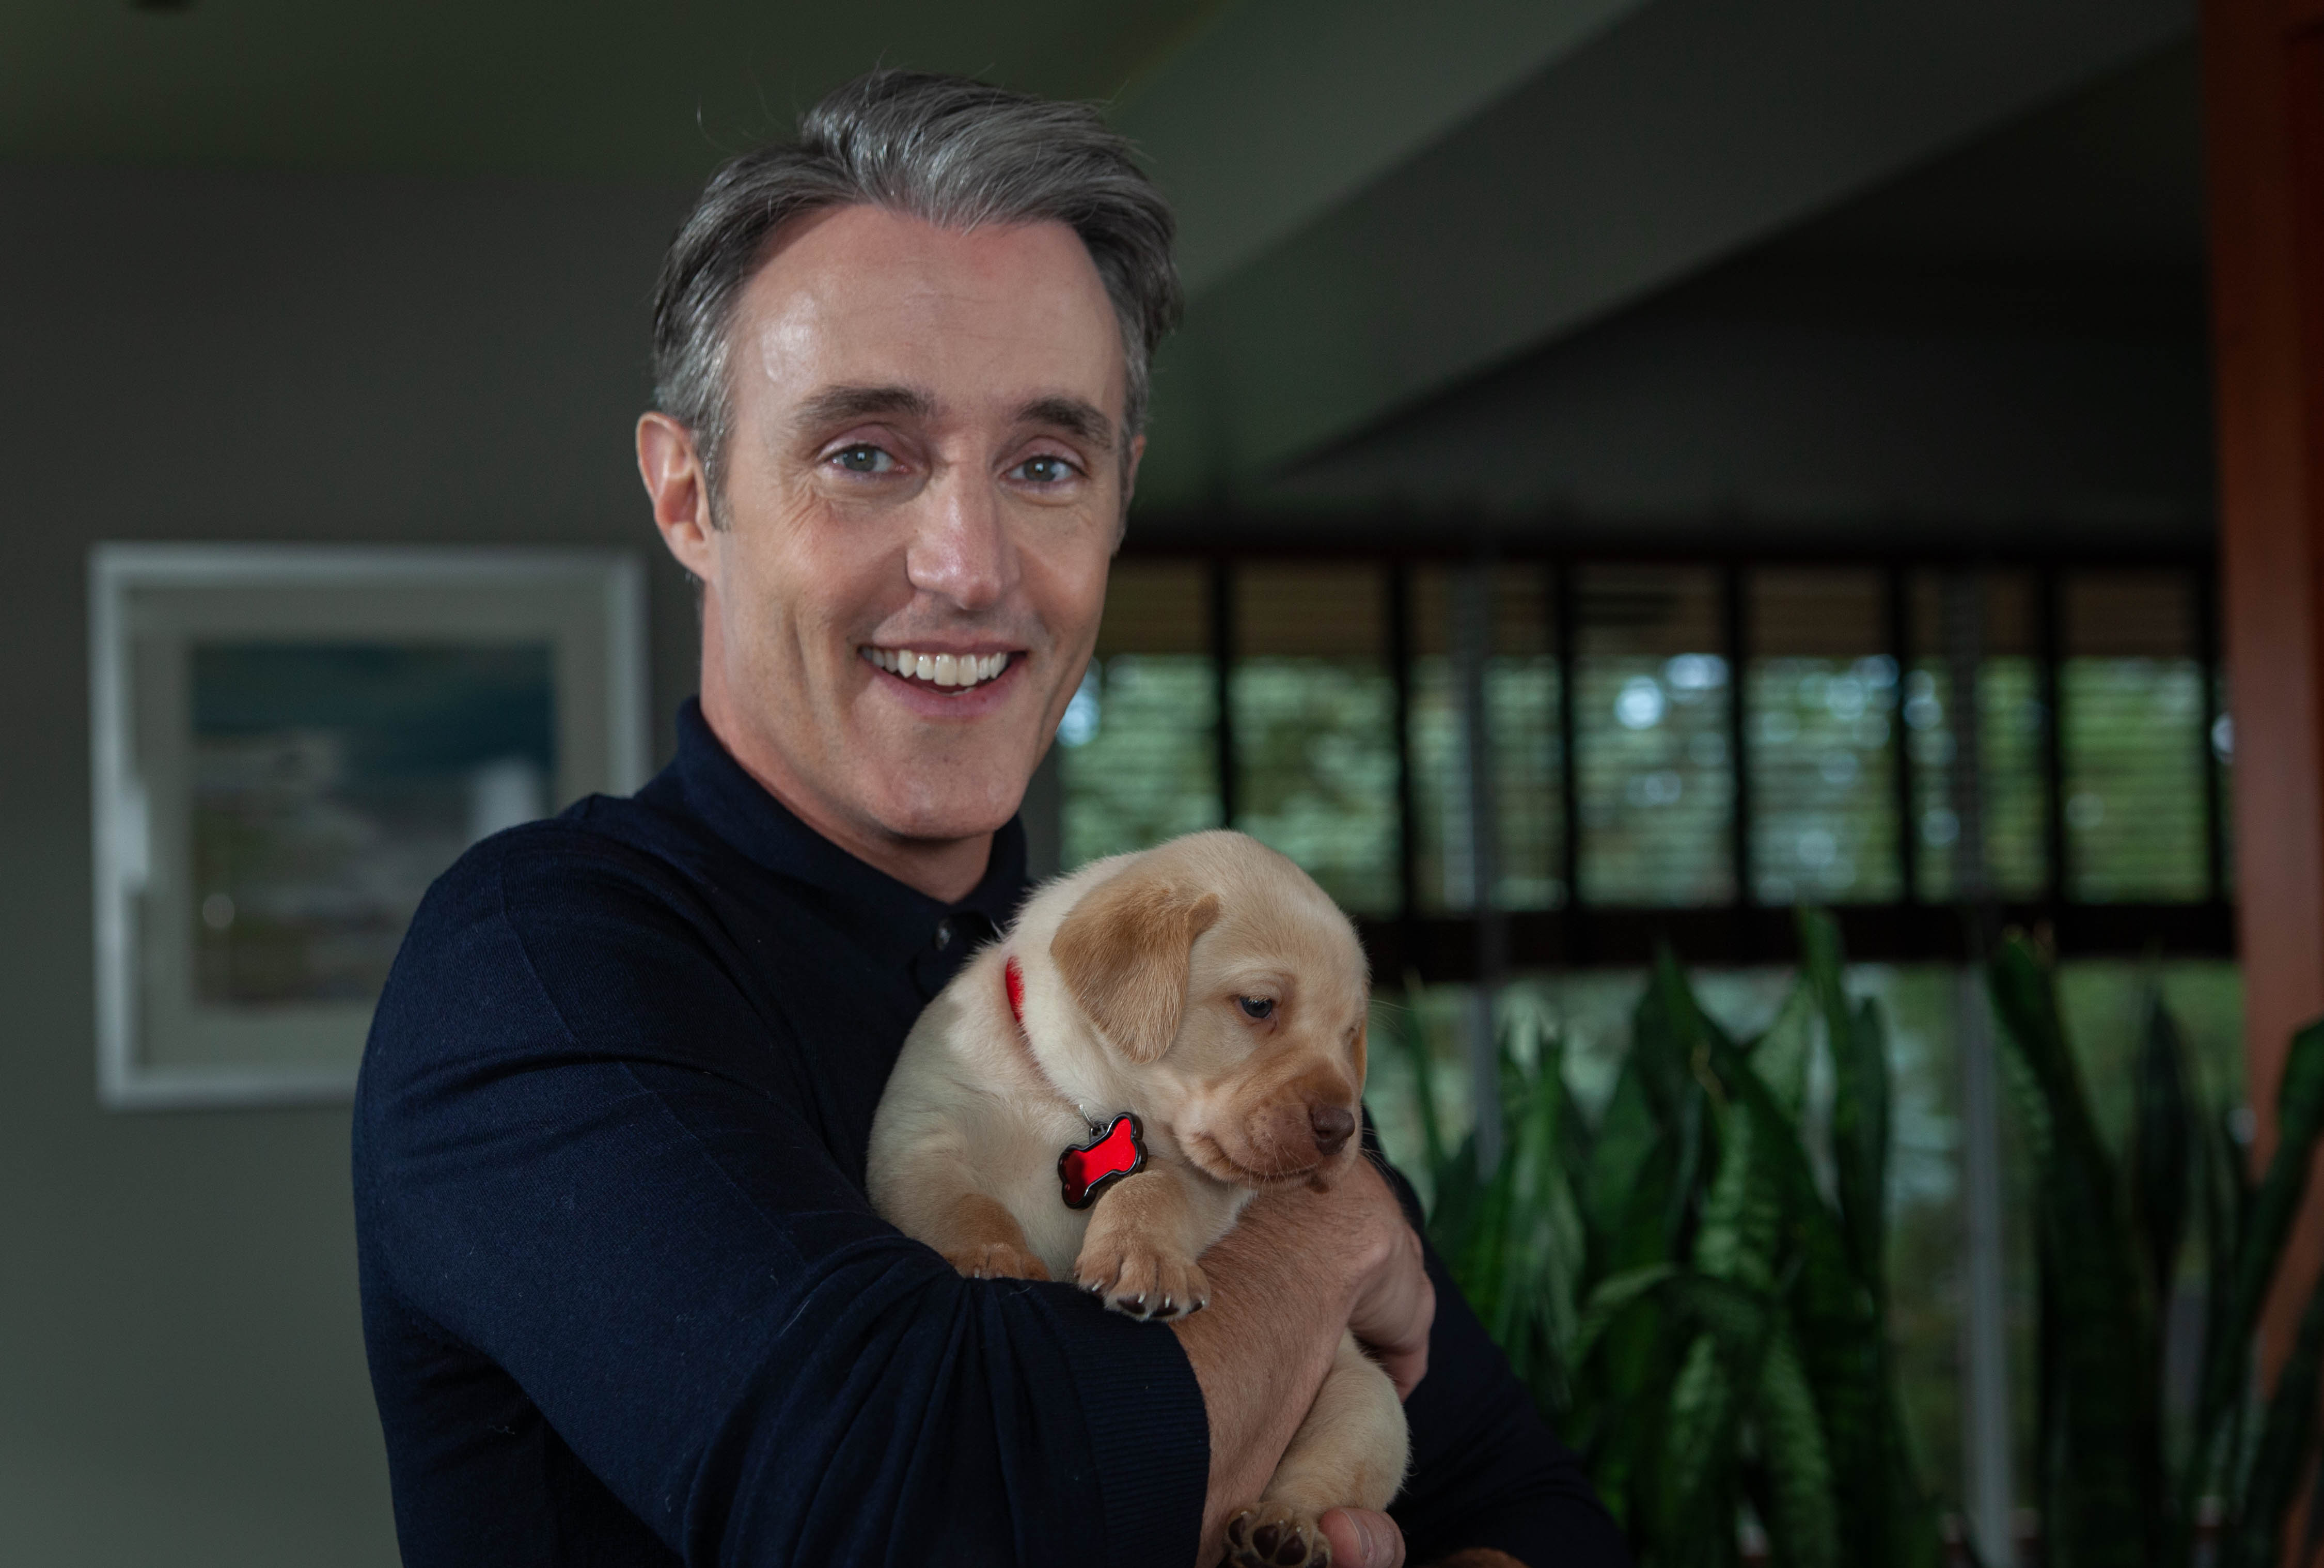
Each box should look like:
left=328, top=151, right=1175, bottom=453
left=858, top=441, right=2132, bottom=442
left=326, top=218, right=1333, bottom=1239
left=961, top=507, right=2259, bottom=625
left=869, top=829, right=1408, bottom=1566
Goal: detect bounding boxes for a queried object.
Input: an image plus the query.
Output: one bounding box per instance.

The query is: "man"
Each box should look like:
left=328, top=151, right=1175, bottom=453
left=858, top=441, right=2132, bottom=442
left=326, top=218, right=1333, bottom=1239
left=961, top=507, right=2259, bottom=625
left=354, top=71, right=1624, bottom=1568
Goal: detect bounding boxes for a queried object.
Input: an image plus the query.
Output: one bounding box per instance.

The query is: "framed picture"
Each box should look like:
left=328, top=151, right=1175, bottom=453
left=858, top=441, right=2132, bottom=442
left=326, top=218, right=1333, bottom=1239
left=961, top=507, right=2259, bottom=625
left=89, top=544, right=650, bottom=1109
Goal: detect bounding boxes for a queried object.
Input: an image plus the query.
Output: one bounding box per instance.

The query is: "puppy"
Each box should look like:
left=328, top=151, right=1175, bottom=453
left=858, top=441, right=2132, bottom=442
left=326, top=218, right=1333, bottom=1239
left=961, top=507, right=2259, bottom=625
left=869, top=829, right=1409, bottom=1567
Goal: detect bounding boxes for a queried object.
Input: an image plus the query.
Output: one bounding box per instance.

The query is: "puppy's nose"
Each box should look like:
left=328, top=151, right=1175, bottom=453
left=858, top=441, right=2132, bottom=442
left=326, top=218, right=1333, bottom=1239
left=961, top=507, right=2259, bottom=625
left=1309, top=1104, right=1356, bottom=1157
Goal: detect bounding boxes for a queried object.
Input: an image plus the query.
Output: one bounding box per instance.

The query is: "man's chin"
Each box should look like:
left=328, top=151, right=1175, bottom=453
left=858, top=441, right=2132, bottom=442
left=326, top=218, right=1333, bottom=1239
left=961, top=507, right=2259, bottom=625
left=858, top=779, right=1029, bottom=849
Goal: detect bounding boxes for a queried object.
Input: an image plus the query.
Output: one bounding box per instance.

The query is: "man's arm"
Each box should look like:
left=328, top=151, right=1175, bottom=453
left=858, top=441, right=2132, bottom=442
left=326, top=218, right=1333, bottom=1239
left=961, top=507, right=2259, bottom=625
left=356, top=827, right=1437, bottom=1567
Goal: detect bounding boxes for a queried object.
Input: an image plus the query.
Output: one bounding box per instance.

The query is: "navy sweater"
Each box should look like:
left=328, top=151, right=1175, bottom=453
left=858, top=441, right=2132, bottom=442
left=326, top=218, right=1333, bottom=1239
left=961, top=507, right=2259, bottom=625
left=353, top=699, right=1625, bottom=1567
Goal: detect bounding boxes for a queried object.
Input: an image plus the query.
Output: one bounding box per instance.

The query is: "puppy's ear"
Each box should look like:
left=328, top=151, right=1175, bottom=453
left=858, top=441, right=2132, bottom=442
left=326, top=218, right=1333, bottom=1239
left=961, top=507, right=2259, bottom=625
left=1049, top=872, right=1222, bottom=1064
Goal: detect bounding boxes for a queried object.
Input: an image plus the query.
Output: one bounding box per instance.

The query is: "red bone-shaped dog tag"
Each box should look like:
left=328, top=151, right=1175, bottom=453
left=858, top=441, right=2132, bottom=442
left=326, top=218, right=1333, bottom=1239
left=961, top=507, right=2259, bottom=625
left=1006, top=957, right=1149, bottom=1210
left=1059, top=1114, right=1146, bottom=1210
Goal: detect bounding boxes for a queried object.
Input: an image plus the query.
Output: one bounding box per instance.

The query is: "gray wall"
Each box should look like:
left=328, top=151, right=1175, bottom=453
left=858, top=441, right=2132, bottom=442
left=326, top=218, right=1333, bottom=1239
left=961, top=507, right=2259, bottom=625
left=0, top=164, right=697, bottom=1564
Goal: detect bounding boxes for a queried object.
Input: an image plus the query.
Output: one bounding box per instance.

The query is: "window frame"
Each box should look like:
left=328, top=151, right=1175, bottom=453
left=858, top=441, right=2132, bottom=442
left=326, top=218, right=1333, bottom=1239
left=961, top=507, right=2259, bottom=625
left=1104, top=538, right=2231, bottom=975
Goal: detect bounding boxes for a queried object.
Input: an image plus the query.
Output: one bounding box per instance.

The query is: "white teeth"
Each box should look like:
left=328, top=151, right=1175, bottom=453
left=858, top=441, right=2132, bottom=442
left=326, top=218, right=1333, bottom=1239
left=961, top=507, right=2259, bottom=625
left=862, top=647, right=1012, bottom=689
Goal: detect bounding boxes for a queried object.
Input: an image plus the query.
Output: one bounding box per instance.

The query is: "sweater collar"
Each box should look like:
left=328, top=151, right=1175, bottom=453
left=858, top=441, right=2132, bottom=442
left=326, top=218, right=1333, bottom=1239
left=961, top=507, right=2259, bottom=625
left=648, top=698, right=1029, bottom=997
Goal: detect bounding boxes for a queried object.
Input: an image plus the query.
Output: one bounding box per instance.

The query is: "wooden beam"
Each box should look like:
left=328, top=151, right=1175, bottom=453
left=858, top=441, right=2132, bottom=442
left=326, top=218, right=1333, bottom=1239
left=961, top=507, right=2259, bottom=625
left=2203, top=0, right=2324, bottom=1377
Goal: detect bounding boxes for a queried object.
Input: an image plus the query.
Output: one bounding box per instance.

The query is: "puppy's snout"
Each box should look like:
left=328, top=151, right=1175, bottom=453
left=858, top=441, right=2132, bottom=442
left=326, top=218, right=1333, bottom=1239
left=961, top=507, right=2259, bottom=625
left=1308, top=1103, right=1356, bottom=1158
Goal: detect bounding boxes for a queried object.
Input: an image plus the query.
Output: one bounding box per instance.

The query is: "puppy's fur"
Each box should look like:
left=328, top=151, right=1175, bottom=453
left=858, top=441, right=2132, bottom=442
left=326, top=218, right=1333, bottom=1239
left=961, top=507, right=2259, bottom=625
left=869, top=830, right=1409, bottom=1567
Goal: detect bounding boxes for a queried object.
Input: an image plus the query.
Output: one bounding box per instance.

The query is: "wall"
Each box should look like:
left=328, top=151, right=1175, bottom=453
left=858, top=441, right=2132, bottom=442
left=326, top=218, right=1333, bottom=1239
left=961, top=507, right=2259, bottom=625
left=0, top=163, right=698, bottom=1565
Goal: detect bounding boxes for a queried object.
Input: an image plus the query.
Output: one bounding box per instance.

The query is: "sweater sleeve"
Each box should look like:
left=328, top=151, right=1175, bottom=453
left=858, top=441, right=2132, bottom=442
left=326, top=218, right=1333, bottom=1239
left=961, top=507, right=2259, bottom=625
left=1375, top=1153, right=1631, bottom=1568
left=353, top=831, right=1208, bottom=1568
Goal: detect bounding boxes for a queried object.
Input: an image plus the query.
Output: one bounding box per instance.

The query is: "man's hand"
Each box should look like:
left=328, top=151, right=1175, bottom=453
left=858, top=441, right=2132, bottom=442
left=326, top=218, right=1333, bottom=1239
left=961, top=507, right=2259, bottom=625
left=1343, top=1161, right=1434, bottom=1399
left=1321, top=1507, right=1407, bottom=1567
left=1322, top=1516, right=1534, bottom=1568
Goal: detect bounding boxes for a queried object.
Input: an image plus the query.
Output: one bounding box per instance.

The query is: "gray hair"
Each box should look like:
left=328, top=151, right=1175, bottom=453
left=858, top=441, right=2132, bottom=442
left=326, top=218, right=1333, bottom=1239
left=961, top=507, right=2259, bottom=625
left=651, top=70, right=1181, bottom=515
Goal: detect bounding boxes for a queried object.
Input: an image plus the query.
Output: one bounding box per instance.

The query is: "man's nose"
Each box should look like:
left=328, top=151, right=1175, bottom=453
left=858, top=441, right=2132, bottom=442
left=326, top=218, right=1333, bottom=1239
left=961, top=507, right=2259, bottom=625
left=1309, top=1103, right=1356, bottom=1158
left=904, top=473, right=1014, bottom=612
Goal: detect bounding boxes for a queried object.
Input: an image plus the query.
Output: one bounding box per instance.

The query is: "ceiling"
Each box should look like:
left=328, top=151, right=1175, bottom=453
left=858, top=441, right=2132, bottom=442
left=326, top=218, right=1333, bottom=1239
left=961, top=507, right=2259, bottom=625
left=7, top=0, right=2208, bottom=530
left=1253, top=40, right=2213, bottom=547
left=0, top=0, right=1221, bottom=180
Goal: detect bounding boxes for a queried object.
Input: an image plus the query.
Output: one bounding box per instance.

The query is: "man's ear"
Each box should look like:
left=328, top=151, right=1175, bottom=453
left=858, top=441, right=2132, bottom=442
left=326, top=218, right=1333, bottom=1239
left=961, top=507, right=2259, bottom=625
left=637, top=412, right=716, bottom=579
left=1049, top=869, right=1221, bottom=1064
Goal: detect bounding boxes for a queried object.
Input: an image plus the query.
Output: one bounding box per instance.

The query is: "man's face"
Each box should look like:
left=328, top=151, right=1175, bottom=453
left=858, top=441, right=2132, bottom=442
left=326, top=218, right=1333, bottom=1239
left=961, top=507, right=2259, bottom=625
left=650, top=205, right=1135, bottom=860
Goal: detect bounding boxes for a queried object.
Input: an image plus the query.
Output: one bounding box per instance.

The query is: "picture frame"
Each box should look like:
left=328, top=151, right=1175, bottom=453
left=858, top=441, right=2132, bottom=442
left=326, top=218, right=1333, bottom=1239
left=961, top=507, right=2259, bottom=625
left=88, top=544, right=650, bottom=1110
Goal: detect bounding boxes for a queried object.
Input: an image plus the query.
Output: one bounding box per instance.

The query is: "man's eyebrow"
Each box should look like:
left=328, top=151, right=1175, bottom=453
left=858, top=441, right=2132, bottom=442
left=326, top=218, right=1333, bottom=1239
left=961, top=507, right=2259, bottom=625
left=793, top=383, right=937, bottom=433
left=1016, top=395, right=1116, bottom=453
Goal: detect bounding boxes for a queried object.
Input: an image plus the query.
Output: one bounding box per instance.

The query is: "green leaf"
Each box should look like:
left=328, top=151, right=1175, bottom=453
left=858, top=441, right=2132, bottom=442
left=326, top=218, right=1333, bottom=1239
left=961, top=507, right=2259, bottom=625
left=1692, top=1078, right=1783, bottom=1296
left=1573, top=1264, right=1679, bottom=1367
left=2131, top=986, right=2193, bottom=1319
left=2191, top=1018, right=2324, bottom=1517
left=1657, top=1329, right=1755, bottom=1563
left=1750, top=978, right=1816, bottom=1121
left=1486, top=1042, right=1588, bottom=1406
left=1801, top=908, right=1890, bottom=1295
left=1835, top=996, right=1892, bottom=1304
left=2229, top=1260, right=2324, bottom=1568
left=1987, top=935, right=2158, bottom=1568
left=1695, top=1025, right=1902, bottom=1567
left=1669, top=1269, right=1777, bottom=1353
left=1756, top=1327, right=1841, bottom=1568
left=1584, top=1060, right=1666, bottom=1248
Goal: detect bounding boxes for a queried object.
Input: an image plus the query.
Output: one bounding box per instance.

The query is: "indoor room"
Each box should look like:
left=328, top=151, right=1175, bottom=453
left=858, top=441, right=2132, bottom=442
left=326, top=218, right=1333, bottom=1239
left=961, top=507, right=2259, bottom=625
left=3, top=3, right=2318, bottom=1566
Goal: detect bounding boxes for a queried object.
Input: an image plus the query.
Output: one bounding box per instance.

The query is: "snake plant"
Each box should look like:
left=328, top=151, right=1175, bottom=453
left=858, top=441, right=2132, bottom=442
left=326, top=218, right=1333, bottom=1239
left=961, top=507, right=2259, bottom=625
left=1987, top=934, right=2324, bottom=1568
left=1397, top=911, right=1940, bottom=1568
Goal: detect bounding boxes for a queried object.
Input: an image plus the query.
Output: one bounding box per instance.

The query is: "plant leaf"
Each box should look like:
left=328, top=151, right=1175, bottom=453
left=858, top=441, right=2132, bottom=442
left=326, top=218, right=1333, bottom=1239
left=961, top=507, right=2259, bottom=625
left=2132, top=985, right=2193, bottom=1324
left=1751, top=977, right=1816, bottom=1121
left=2231, top=1259, right=2324, bottom=1568
left=1988, top=935, right=2158, bottom=1568
left=1573, top=1263, right=1679, bottom=1367
left=2191, top=1018, right=2324, bottom=1523
left=1802, top=908, right=1890, bottom=1295
left=1657, top=1328, right=1756, bottom=1564
left=1757, top=1326, right=1842, bottom=1568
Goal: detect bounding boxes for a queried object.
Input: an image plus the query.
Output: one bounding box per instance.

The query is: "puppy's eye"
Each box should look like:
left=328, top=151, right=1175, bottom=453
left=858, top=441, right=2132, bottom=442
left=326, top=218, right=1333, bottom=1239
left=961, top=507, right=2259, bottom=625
left=1236, top=996, right=1275, bottom=1021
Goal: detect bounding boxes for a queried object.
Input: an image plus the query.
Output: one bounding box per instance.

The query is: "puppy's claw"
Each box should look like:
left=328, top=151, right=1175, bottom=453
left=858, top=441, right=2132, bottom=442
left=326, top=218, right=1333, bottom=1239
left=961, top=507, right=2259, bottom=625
left=941, top=1241, right=1050, bottom=1283
left=1074, top=1236, right=1209, bottom=1323
left=1221, top=1507, right=1331, bottom=1568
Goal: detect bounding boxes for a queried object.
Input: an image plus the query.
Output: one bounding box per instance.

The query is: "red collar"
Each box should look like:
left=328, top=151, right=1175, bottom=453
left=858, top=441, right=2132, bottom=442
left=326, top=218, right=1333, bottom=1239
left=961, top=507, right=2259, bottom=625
left=1005, top=954, right=1028, bottom=1027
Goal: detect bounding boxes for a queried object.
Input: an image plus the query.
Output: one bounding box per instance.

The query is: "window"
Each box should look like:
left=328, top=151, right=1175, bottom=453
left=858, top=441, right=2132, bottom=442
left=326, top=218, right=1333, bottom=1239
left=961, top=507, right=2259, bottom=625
left=1055, top=559, right=1219, bottom=868
left=1747, top=569, right=1901, bottom=904
left=1230, top=562, right=1400, bottom=916
left=1407, top=563, right=1565, bottom=913
left=1051, top=548, right=2228, bottom=968
left=2062, top=573, right=2207, bottom=901
left=1909, top=571, right=2049, bottom=903
left=1574, top=566, right=1733, bottom=906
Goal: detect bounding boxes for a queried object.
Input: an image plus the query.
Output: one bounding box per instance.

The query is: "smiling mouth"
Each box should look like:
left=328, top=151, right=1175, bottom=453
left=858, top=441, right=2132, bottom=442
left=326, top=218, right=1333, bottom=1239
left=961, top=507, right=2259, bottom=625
left=862, top=646, right=1014, bottom=692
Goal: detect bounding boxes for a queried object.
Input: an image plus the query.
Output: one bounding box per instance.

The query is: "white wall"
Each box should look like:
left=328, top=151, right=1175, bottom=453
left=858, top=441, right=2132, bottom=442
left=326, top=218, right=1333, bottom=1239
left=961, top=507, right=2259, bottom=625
left=0, top=163, right=698, bottom=1565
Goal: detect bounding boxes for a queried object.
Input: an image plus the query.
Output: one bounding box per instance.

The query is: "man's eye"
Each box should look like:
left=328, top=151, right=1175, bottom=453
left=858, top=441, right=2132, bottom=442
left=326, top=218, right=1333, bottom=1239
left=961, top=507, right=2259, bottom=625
left=1011, top=455, right=1075, bottom=484
left=831, top=445, right=896, bottom=475
left=1236, top=996, right=1275, bottom=1021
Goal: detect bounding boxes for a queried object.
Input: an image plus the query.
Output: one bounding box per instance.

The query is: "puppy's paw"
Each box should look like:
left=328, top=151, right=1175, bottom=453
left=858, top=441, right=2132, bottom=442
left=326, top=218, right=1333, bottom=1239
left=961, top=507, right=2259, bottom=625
left=1073, top=1235, right=1209, bottom=1321
left=1222, top=1504, right=1331, bottom=1568
left=944, top=1241, right=1051, bottom=1282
